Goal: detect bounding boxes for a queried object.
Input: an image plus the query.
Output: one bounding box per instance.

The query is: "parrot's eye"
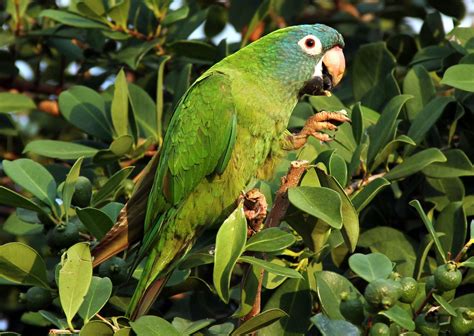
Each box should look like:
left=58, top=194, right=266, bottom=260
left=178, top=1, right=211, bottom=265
left=298, top=35, right=322, bottom=56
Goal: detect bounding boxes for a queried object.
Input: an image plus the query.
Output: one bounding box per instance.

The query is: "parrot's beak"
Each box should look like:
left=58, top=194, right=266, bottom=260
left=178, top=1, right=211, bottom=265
left=322, top=46, right=345, bottom=88
left=299, top=46, right=345, bottom=97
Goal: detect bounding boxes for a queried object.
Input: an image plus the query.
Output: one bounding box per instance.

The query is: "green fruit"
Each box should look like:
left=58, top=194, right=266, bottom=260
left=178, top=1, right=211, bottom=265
left=24, top=287, right=52, bottom=311
left=47, top=221, right=80, bottom=249
left=340, top=296, right=365, bottom=325
left=434, top=263, right=462, bottom=291
left=98, top=257, right=128, bottom=284
left=425, top=275, right=439, bottom=294
left=450, top=308, right=474, bottom=335
left=399, top=277, right=418, bottom=303
left=364, top=279, right=401, bottom=310
left=415, top=313, right=439, bottom=336
left=369, top=322, right=390, bottom=336
left=71, top=176, right=93, bottom=208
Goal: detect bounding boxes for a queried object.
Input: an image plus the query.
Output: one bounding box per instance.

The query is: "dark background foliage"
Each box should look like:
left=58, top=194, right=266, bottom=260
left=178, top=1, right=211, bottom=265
left=0, top=0, right=473, bottom=335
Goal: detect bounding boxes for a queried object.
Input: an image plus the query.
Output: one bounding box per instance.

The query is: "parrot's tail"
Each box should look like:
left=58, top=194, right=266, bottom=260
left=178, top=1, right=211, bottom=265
left=126, top=214, right=194, bottom=319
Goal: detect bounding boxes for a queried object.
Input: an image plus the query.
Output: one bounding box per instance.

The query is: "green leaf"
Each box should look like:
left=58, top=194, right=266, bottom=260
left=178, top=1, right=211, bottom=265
left=380, top=305, right=415, bottom=331
left=423, top=149, right=474, bottom=178
left=351, top=102, right=364, bottom=144
left=239, top=256, right=302, bottom=279
left=130, top=315, right=181, bottom=336
left=77, top=0, right=106, bottom=16
left=435, top=202, right=466, bottom=261
left=59, top=86, right=112, bottom=141
left=23, top=140, right=98, bottom=160
left=213, top=204, right=247, bottom=303
left=367, top=94, right=412, bottom=165
left=58, top=242, right=93, bottom=329
left=112, top=69, right=130, bottom=137
left=3, top=159, right=56, bottom=207
left=91, top=166, right=134, bottom=206
left=162, top=5, right=189, bottom=26
left=128, top=83, right=157, bottom=139
left=406, top=96, right=455, bottom=152
left=370, top=135, right=416, bottom=172
left=351, top=178, right=390, bottom=213
left=76, top=207, right=114, bottom=240
left=288, top=186, right=342, bottom=229
left=316, top=168, right=360, bottom=252
left=172, top=317, right=215, bottom=335
left=403, top=65, right=435, bottom=120
left=0, top=186, right=48, bottom=214
left=259, top=275, right=311, bottom=335
left=156, top=55, right=171, bottom=142
left=62, top=157, right=83, bottom=223
left=40, top=9, right=109, bottom=29
left=460, top=257, right=474, bottom=268
left=3, top=212, right=42, bottom=236
left=167, top=40, right=218, bottom=62
left=0, top=242, right=50, bottom=288
left=78, top=276, right=113, bottom=323
left=79, top=320, right=114, bottom=336
left=232, top=309, right=288, bottom=336
left=113, top=40, right=158, bottom=70
left=38, top=310, right=68, bottom=329
left=359, top=227, right=417, bottom=276
left=441, top=64, right=474, bottom=92
left=352, top=42, right=397, bottom=101
left=245, top=228, right=296, bottom=252
left=311, top=313, right=360, bottom=336
left=432, top=293, right=458, bottom=316
left=409, top=200, right=447, bottom=263
left=0, top=92, right=35, bottom=113
left=385, top=148, right=447, bottom=181
left=234, top=265, right=262, bottom=317
left=348, top=253, right=393, bottom=282
left=241, top=0, right=272, bottom=46
left=316, top=271, right=364, bottom=320
left=108, top=0, right=130, bottom=29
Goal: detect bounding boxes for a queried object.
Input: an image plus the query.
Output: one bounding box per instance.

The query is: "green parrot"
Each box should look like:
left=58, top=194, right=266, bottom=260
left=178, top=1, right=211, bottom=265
left=97, top=24, right=347, bottom=319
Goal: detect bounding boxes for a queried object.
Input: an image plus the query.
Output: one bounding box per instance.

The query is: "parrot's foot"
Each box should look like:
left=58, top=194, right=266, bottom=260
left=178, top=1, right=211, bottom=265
left=291, top=109, right=351, bottom=149
left=239, top=189, right=268, bottom=237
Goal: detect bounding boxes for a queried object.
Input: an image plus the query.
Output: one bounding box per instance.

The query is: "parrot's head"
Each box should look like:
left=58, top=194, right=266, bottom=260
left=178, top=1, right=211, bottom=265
left=240, top=24, right=346, bottom=98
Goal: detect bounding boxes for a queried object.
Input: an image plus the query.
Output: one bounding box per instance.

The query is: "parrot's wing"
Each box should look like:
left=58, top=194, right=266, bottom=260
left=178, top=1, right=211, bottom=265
left=145, top=71, right=237, bottom=230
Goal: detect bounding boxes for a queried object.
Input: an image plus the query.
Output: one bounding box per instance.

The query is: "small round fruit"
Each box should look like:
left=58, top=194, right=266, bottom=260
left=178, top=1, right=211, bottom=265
left=340, top=297, right=365, bottom=325
left=424, top=275, right=438, bottom=294
left=399, top=277, right=418, bottom=303
left=369, top=322, right=390, bottom=336
left=415, top=313, right=439, bottom=336
left=434, top=263, right=462, bottom=291
left=46, top=221, right=80, bottom=249
left=71, top=176, right=93, bottom=208
left=450, top=307, right=474, bottom=335
left=98, top=257, right=128, bottom=284
left=364, top=279, right=401, bottom=310
left=24, top=287, right=52, bottom=311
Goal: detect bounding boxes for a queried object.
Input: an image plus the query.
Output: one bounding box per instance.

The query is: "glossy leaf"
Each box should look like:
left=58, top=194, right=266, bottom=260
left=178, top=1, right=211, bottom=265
left=0, top=186, right=47, bottom=214
left=79, top=320, right=114, bottom=336
left=0, top=242, right=49, bottom=288
left=3, top=159, right=56, bottom=207
left=76, top=207, right=114, bottom=240
left=62, top=157, right=83, bottom=223
left=232, top=309, right=287, bottom=336
left=403, top=65, right=435, bottom=120
left=0, top=92, right=35, bottom=113
left=441, top=64, right=474, bottom=92
left=23, top=140, right=98, bottom=160
left=130, top=315, right=181, bottom=336
left=58, top=242, right=93, bottom=329
left=78, top=276, right=113, bottom=323
left=348, top=253, right=393, bottom=282
left=91, top=166, right=134, bottom=206
left=59, top=86, right=112, bottom=141
left=111, top=69, right=130, bottom=137
left=433, top=293, right=458, bottom=316
left=380, top=305, right=415, bottom=331
left=239, top=256, right=302, bottom=279
left=288, top=186, right=342, bottom=229
left=213, top=204, right=247, bottom=303
left=311, top=314, right=360, bottom=336
left=351, top=178, right=390, bottom=213
left=423, top=149, right=474, bottom=178
left=385, top=148, right=447, bottom=181
left=40, top=9, right=109, bottom=28
left=245, top=228, right=296, bottom=252
left=128, top=83, right=157, bottom=139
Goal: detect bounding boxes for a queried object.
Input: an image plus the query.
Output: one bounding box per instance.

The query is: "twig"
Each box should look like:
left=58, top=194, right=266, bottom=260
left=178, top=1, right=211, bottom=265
left=415, top=289, right=435, bottom=317
left=344, top=172, right=386, bottom=196
left=265, top=160, right=309, bottom=228
left=48, top=329, right=80, bottom=335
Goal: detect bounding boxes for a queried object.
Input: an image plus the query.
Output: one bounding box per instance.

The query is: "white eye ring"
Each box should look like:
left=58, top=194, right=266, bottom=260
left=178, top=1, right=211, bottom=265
left=298, top=35, right=322, bottom=55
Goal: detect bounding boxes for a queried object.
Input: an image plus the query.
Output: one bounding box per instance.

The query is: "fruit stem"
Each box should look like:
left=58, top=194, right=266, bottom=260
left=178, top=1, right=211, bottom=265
left=414, top=288, right=435, bottom=317
left=454, top=238, right=474, bottom=263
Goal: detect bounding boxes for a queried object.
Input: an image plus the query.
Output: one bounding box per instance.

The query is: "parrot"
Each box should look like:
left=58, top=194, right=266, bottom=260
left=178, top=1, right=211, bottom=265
left=95, top=23, right=347, bottom=319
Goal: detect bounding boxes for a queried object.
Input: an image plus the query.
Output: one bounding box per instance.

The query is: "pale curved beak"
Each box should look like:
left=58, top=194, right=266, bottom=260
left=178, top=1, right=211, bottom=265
left=322, top=46, right=345, bottom=87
